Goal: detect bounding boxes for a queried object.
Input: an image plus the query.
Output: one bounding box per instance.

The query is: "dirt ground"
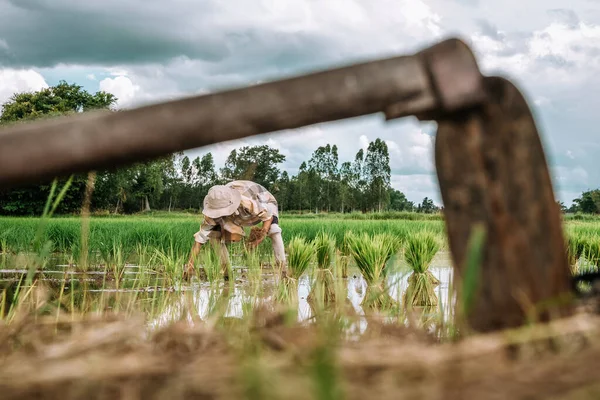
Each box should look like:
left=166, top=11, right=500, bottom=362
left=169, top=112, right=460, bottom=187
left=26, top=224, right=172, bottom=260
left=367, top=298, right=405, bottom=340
left=2, top=300, right=600, bottom=400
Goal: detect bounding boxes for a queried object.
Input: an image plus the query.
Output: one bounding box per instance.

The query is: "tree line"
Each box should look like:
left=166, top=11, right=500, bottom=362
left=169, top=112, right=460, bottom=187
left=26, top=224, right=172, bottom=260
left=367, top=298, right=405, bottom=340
left=0, top=81, right=594, bottom=216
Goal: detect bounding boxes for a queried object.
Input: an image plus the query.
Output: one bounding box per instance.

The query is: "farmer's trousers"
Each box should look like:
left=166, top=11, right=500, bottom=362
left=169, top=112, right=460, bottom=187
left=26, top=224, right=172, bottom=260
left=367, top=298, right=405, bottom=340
left=207, top=222, right=287, bottom=274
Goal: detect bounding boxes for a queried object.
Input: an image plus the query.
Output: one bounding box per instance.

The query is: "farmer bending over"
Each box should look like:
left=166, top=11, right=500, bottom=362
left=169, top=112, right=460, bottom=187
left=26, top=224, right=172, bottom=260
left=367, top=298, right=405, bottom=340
left=184, top=180, right=287, bottom=280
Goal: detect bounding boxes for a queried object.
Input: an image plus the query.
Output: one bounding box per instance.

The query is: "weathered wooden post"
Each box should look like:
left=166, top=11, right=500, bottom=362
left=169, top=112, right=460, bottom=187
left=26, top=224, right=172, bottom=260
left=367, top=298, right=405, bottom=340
left=434, top=77, right=574, bottom=333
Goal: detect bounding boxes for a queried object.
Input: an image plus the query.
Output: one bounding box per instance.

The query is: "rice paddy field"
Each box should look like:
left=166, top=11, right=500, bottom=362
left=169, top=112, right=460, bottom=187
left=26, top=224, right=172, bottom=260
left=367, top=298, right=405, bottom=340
left=2, top=212, right=600, bottom=399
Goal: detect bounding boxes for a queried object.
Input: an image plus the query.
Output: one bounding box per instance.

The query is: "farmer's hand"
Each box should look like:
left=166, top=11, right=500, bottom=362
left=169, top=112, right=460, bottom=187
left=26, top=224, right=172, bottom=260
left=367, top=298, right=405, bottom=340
left=246, top=227, right=267, bottom=250
left=184, top=242, right=202, bottom=280
left=183, top=261, right=195, bottom=281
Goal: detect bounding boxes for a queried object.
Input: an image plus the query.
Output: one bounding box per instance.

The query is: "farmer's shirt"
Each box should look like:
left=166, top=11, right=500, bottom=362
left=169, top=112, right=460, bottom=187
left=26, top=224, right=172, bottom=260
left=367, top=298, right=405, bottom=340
left=193, top=180, right=279, bottom=244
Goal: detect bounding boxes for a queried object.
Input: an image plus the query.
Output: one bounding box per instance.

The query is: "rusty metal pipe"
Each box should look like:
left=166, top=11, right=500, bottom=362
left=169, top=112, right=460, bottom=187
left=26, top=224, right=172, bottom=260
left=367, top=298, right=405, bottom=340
left=0, top=37, right=484, bottom=188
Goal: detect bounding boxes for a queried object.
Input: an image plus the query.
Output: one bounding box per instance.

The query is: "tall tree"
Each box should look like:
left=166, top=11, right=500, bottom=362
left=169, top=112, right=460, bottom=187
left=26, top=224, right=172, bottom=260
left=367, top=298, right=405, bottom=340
left=351, top=149, right=367, bottom=212
left=571, top=190, right=600, bottom=214
left=0, top=80, right=117, bottom=123
left=196, top=153, right=217, bottom=187
left=388, top=189, right=414, bottom=211
left=220, top=145, right=285, bottom=190
left=417, top=197, right=438, bottom=214
left=339, top=161, right=354, bottom=213
left=364, top=139, right=391, bottom=212
left=308, top=144, right=339, bottom=211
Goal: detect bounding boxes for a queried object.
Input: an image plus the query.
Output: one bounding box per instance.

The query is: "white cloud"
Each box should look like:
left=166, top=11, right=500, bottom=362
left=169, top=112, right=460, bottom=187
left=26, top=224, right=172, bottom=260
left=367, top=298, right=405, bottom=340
left=359, top=135, right=369, bottom=153
left=470, top=18, right=600, bottom=89
left=0, top=69, right=48, bottom=108
left=98, top=75, right=141, bottom=109
left=385, top=129, right=435, bottom=175
left=392, top=173, right=440, bottom=205
left=86, top=74, right=96, bottom=81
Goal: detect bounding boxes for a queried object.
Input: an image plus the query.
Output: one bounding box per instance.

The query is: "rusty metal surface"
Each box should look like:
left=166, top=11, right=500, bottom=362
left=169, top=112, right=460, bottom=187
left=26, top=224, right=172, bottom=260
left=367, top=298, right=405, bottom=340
left=0, top=38, right=483, bottom=189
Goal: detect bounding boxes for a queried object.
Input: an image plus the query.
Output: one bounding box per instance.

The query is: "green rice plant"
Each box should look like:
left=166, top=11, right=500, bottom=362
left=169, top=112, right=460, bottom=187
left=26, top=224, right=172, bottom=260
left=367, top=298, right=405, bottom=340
left=276, top=236, right=314, bottom=307
left=201, top=244, right=223, bottom=283
left=314, top=231, right=335, bottom=269
left=335, top=232, right=354, bottom=279
left=583, top=236, right=600, bottom=268
left=153, top=246, right=187, bottom=287
left=345, top=232, right=400, bottom=283
left=345, top=232, right=402, bottom=310
left=308, top=268, right=337, bottom=312
left=287, top=236, right=315, bottom=280
left=566, top=231, right=585, bottom=274
left=307, top=232, right=337, bottom=310
left=402, top=231, right=441, bottom=309
left=242, top=247, right=263, bottom=286
left=335, top=250, right=349, bottom=279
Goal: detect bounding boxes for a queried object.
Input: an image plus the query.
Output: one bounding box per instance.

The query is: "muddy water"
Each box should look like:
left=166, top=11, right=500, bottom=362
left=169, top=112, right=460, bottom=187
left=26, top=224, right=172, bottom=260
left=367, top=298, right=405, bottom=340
left=0, top=251, right=455, bottom=333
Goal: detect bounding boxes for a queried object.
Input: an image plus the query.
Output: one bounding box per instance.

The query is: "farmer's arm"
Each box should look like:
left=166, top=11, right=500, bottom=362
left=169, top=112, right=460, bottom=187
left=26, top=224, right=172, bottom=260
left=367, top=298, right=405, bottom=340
left=186, top=217, right=217, bottom=272
left=261, top=216, right=273, bottom=233
left=187, top=242, right=202, bottom=265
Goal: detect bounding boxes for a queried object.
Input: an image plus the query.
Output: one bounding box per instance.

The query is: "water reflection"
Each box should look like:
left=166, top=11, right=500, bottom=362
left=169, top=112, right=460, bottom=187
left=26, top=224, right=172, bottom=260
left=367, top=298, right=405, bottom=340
left=1, top=251, right=455, bottom=335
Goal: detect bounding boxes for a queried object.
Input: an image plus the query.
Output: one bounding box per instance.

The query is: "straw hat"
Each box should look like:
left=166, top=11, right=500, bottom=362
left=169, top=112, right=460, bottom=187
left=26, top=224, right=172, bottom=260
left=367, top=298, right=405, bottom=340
left=202, top=185, right=241, bottom=218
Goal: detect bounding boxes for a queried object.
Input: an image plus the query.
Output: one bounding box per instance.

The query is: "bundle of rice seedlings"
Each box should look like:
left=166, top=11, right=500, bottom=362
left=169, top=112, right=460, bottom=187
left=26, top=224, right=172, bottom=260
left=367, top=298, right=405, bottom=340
left=315, top=231, right=335, bottom=270
left=308, top=232, right=337, bottom=308
left=276, top=236, right=315, bottom=304
left=336, top=233, right=352, bottom=278
left=287, top=236, right=315, bottom=280
left=345, top=232, right=402, bottom=310
left=580, top=235, right=600, bottom=273
left=402, top=231, right=441, bottom=310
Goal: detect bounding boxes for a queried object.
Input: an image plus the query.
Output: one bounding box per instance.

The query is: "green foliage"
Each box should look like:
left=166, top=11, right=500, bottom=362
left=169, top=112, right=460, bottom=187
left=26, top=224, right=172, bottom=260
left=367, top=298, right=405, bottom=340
left=416, top=197, right=439, bottom=214
left=313, top=231, right=336, bottom=269
left=364, top=138, right=391, bottom=212
left=569, top=189, right=600, bottom=214
left=404, top=231, right=440, bottom=274
left=403, top=231, right=441, bottom=308
left=220, top=145, right=285, bottom=190
left=286, top=237, right=315, bottom=279
left=345, top=232, right=401, bottom=284
left=0, top=175, right=88, bottom=216
left=0, top=80, right=116, bottom=124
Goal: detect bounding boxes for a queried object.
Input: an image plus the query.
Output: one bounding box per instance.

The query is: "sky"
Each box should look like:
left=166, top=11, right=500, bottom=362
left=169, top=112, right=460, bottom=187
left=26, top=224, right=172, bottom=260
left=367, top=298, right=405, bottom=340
left=1, top=0, right=599, bottom=207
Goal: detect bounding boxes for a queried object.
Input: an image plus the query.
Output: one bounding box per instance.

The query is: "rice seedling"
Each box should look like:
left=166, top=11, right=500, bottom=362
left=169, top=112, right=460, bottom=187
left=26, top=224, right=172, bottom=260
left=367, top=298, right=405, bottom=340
left=308, top=232, right=337, bottom=309
left=200, top=244, right=223, bottom=283
left=334, top=233, right=353, bottom=279
left=286, top=236, right=315, bottom=280
left=242, top=247, right=263, bottom=286
left=153, top=246, right=187, bottom=287
left=566, top=231, right=585, bottom=274
left=314, top=231, right=335, bottom=270
left=345, top=232, right=402, bottom=310
left=402, top=231, right=441, bottom=311
left=582, top=235, right=600, bottom=269
left=276, top=236, right=314, bottom=305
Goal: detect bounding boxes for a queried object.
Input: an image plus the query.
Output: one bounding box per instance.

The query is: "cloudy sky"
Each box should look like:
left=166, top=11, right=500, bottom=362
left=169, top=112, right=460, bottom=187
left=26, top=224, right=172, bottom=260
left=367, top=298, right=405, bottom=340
left=1, top=0, right=599, bottom=206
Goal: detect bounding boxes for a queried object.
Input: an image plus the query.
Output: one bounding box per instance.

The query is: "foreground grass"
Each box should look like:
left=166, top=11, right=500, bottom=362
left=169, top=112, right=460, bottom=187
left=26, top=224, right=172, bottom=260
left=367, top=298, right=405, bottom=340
left=1, top=212, right=600, bottom=398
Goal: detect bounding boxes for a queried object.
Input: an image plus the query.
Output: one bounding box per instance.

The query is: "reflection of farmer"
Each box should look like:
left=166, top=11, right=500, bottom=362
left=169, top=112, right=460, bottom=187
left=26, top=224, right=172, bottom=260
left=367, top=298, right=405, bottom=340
left=184, top=180, right=287, bottom=280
